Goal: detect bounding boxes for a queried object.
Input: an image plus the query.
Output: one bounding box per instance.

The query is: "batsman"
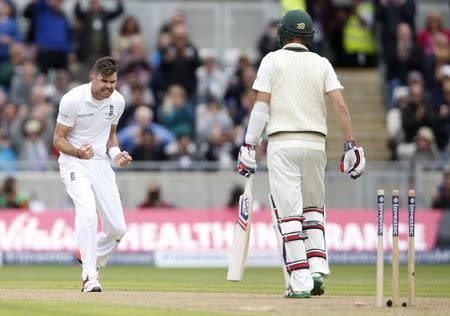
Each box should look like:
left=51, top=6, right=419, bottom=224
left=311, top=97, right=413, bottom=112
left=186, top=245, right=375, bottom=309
left=237, top=9, right=366, bottom=298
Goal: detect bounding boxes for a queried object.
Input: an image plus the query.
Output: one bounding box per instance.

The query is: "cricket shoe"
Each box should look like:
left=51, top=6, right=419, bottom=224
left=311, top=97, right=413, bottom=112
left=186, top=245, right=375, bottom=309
left=82, top=276, right=102, bottom=292
left=284, top=288, right=311, bottom=299
left=311, top=273, right=325, bottom=296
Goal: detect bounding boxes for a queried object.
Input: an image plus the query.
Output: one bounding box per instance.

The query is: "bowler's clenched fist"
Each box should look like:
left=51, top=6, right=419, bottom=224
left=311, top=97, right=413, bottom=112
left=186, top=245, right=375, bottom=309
left=78, top=144, right=94, bottom=159
left=114, top=151, right=133, bottom=167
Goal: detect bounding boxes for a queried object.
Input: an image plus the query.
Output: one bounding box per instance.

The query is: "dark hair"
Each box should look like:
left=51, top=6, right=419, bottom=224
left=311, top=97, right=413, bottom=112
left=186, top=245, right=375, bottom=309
left=120, top=16, right=140, bottom=35
left=92, top=57, right=118, bottom=76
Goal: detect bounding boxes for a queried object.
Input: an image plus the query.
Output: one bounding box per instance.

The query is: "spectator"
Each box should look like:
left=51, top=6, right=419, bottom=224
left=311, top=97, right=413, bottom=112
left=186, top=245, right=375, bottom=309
left=74, top=0, right=124, bottom=64
left=160, top=24, right=201, bottom=100
left=0, top=130, right=16, bottom=172
left=0, top=176, right=29, bottom=208
left=256, top=20, right=279, bottom=64
left=384, top=23, right=423, bottom=108
left=159, top=84, right=194, bottom=138
left=225, top=64, right=256, bottom=124
left=417, top=11, right=450, bottom=58
left=9, top=59, right=39, bottom=106
left=164, top=134, right=197, bottom=169
left=196, top=52, right=228, bottom=103
left=16, top=118, right=51, bottom=171
left=375, top=0, right=416, bottom=59
left=138, top=183, right=173, bottom=208
left=432, top=80, right=450, bottom=159
left=386, top=86, right=409, bottom=160
left=342, top=0, right=377, bottom=67
left=0, top=1, right=21, bottom=63
left=431, top=166, right=450, bottom=209
left=400, top=71, right=433, bottom=143
left=118, top=105, right=174, bottom=153
left=131, top=128, right=166, bottom=162
left=306, top=0, right=338, bottom=57
left=196, top=97, right=233, bottom=144
left=31, top=0, right=73, bottom=73
left=0, top=42, right=25, bottom=90
left=118, top=83, right=148, bottom=130
left=112, top=15, right=146, bottom=60
left=398, top=126, right=439, bottom=162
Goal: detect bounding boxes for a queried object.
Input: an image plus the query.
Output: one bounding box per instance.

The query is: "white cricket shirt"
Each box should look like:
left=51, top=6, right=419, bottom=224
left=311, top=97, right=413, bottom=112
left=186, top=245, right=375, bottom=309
left=253, top=43, right=343, bottom=136
left=57, top=83, right=125, bottom=161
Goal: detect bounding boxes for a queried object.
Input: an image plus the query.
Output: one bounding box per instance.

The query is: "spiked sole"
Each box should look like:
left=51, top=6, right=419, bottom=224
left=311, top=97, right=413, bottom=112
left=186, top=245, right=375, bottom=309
left=311, top=275, right=325, bottom=296
left=284, top=290, right=311, bottom=299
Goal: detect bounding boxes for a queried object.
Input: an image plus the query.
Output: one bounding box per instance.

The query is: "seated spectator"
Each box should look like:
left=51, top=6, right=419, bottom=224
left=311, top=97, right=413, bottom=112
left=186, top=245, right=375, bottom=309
left=0, top=176, right=29, bottom=209
left=417, top=11, right=450, bottom=58
left=0, top=42, right=25, bottom=90
left=386, top=86, right=409, bottom=160
left=112, top=15, right=147, bottom=61
left=118, top=105, right=174, bottom=153
left=17, top=118, right=51, bottom=171
left=398, top=126, right=439, bottom=162
left=432, top=80, right=450, bottom=159
left=431, top=166, right=450, bottom=209
left=400, top=71, right=433, bottom=143
left=0, top=130, right=16, bottom=172
left=9, top=59, right=39, bottom=106
left=196, top=97, right=233, bottom=144
left=131, top=128, right=166, bottom=162
left=164, top=134, right=197, bottom=170
left=196, top=52, right=228, bottom=104
left=159, top=84, right=194, bottom=138
left=118, top=72, right=154, bottom=116
left=200, top=127, right=234, bottom=169
left=138, top=183, right=173, bottom=208
left=118, top=83, right=150, bottom=131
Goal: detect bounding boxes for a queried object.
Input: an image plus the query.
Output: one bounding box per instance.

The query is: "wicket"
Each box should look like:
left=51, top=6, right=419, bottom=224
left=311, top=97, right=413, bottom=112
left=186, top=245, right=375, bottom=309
left=375, top=189, right=416, bottom=308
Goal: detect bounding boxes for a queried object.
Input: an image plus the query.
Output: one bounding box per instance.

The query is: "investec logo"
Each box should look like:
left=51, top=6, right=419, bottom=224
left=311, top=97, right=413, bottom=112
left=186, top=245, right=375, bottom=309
left=237, top=196, right=250, bottom=230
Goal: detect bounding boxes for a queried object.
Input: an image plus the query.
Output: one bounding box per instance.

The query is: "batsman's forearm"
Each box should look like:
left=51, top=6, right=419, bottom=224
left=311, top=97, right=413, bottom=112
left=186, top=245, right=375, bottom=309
left=335, top=104, right=353, bottom=141
left=53, top=135, right=78, bottom=158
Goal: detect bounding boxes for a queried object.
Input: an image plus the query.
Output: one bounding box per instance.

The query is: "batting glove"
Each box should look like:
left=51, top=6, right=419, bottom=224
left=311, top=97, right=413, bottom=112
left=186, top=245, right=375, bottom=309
left=340, top=140, right=366, bottom=179
left=237, top=144, right=256, bottom=177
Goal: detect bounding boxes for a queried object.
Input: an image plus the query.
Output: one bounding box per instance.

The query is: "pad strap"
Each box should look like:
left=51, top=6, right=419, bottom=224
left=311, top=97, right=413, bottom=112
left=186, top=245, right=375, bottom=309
left=286, top=260, right=310, bottom=272
left=282, top=231, right=308, bottom=242
left=303, top=207, right=324, bottom=215
left=303, top=220, right=325, bottom=232
left=306, top=249, right=327, bottom=259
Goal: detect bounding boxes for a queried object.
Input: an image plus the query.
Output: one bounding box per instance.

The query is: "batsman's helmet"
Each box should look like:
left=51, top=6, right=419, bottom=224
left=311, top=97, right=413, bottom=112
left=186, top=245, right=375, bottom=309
left=277, top=9, right=315, bottom=47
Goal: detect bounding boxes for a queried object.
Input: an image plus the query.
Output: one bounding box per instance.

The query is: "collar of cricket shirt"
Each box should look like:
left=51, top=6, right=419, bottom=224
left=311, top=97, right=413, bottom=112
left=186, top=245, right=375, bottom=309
left=86, top=82, right=110, bottom=106
left=282, top=43, right=309, bottom=52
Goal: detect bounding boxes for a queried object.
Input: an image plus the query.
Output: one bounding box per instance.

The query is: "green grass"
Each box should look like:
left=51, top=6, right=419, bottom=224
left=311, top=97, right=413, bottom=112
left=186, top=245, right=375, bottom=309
left=0, top=264, right=449, bottom=315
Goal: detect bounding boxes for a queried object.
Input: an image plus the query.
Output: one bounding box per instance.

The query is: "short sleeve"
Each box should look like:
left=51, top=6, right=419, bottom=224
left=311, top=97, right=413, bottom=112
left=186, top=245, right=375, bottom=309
left=324, top=59, right=344, bottom=93
left=57, top=94, right=76, bottom=127
left=252, top=54, right=275, bottom=93
left=113, top=94, right=126, bottom=125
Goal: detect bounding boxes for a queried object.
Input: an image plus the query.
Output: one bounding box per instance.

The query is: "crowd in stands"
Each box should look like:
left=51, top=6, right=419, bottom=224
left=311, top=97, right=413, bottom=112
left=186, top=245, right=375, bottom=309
left=0, top=0, right=448, bottom=174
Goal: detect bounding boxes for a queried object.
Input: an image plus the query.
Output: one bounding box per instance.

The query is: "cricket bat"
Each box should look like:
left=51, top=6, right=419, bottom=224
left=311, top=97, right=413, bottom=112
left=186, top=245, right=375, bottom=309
left=227, top=174, right=254, bottom=281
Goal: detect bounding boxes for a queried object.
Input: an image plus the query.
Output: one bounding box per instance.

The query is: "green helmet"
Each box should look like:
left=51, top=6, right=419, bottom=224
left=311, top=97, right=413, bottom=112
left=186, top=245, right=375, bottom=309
left=277, top=9, right=315, bottom=46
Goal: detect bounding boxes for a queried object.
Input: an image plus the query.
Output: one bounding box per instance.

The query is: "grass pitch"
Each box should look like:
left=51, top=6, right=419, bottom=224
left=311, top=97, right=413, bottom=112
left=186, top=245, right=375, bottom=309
left=0, top=264, right=449, bottom=315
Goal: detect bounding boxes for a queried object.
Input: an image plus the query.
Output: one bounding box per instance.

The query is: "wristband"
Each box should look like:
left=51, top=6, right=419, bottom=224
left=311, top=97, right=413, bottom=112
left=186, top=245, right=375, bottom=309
left=344, top=140, right=356, bottom=151
left=108, top=147, right=121, bottom=161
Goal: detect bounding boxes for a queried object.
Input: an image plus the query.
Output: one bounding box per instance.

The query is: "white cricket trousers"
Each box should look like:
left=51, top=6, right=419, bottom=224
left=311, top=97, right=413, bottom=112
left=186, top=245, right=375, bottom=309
left=267, top=137, right=330, bottom=292
left=59, top=158, right=126, bottom=280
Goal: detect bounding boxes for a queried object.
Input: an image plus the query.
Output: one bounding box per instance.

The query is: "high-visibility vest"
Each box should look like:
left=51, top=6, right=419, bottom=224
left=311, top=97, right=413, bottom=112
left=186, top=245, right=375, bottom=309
left=281, top=0, right=306, bottom=16
left=343, top=2, right=376, bottom=54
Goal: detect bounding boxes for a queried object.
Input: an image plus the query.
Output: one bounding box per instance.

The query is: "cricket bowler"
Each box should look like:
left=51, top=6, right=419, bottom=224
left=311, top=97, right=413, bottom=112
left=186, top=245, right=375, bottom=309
left=53, top=57, right=132, bottom=292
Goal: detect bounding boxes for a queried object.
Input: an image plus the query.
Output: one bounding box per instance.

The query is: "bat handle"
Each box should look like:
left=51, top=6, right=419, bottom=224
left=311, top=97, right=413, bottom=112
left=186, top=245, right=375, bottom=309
left=244, top=174, right=254, bottom=194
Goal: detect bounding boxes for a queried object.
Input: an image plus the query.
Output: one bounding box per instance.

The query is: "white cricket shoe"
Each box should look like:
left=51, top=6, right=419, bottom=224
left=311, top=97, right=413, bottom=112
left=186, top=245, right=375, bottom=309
left=81, top=276, right=102, bottom=292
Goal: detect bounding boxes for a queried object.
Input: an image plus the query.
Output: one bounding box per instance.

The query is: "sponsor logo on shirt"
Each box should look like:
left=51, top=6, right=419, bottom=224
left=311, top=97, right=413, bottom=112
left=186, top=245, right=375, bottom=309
left=77, top=113, right=95, bottom=118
